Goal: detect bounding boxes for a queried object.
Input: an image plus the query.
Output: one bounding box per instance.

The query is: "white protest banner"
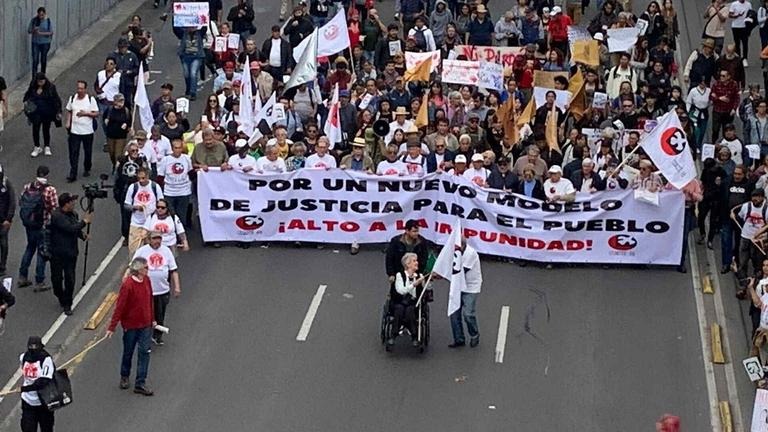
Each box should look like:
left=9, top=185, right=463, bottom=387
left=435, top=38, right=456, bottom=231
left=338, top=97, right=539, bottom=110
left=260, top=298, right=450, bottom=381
left=406, top=50, right=441, bottom=73
left=173, top=2, right=210, bottom=27
left=197, top=170, right=685, bottom=264
left=227, top=33, right=240, bottom=50
left=478, top=62, right=504, bottom=91
left=442, top=60, right=480, bottom=85
left=453, top=45, right=525, bottom=68
left=748, top=144, right=761, bottom=161
left=640, top=110, right=697, bottom=189
left=607, top=27, right=640, bottom=53
left=744, top=357, right=765, bottom=382
left=532, top=87, right=572, bottom=111
left=752, top=389, right=768, bottom=431
left=214, top=37, right=227, bottom=52
left=701, top=143, right=716, bottom=160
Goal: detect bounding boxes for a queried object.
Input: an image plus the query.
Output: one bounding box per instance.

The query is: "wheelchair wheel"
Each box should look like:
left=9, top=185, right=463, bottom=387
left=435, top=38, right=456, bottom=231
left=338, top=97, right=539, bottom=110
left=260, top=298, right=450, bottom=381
left=422, top=304, right=430, bottom=348
left=380, top=304, right=389, bottom=344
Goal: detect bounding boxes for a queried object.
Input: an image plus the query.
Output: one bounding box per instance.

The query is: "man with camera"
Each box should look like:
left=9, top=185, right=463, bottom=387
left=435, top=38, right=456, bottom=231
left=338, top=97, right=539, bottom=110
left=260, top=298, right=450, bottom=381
left=49, top=193, right=91, bottom=315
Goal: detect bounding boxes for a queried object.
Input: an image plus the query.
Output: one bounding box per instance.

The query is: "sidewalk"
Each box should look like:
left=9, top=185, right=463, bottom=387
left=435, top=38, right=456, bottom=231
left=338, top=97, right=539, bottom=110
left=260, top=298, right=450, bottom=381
left=4, top=0, right=148, bottom=119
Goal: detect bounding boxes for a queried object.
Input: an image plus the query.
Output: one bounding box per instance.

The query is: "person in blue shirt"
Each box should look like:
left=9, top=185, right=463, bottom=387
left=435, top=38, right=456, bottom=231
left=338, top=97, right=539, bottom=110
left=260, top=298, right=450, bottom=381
left=466, top=4, right=495, bottom=45
left=28, top=7, right=54, bottom=75
left=513, top=163, right=546, bottom=199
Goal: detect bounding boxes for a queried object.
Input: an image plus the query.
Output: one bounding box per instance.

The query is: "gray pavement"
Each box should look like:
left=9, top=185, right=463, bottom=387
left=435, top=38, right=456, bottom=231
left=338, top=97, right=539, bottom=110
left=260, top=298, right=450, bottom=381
left=0, top=0, right=753, bottom=430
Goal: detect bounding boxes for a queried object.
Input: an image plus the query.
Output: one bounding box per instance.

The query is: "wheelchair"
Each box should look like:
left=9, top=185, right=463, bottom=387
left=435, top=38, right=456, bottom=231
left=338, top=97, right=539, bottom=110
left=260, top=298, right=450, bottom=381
left=380, top=288, right=432, bottom=353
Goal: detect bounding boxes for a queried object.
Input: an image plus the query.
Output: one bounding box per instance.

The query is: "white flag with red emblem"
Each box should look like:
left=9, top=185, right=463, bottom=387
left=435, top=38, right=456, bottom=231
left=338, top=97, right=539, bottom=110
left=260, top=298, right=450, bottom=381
left=639, top=109, right=696, bottom=189
left=323, top=84, right=342, bottom=150
left=432, top=219, right=466, bottom=316
left=292, top=9, right=351, bottom=62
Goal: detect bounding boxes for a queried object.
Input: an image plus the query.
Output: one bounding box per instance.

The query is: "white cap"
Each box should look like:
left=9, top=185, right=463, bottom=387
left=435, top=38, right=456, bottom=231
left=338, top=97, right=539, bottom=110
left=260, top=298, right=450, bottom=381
left=593, top=32, right=604, bottom=41
left=471, top=153, right=484, bottom=162
left=235, top=139, right=248, bottom=149
left=551, top=6, right=561, bottom=15
left=581, top=158, right=594, bottom=167
left=542, top=6, right=550, bottom=12
left=454, top=154, right=467, bottom=164
left=548, top=165, right=563, bottom=174
left=237, top=125, right=246, bottom=133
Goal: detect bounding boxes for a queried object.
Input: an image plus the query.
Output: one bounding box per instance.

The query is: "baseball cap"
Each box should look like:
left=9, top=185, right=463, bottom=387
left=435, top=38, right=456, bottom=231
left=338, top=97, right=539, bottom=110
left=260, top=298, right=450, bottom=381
left=58, top=192, right=79, bottom=206
left=250, top=61, right=261, bottom=70
left=548, top=165, right=563, bottom=174
left=235, top=138, right=248, bottom=149
left=149, top=230, right=163, bottom=238
left=454, top=154, right=467, bottom=164
left=471, top=153, right=484, bottom=162
left=339, top=89, right=351, bottom=98
left=551, top=6, right=562, bottom=15
left=27, top=336, right=44, bottom=350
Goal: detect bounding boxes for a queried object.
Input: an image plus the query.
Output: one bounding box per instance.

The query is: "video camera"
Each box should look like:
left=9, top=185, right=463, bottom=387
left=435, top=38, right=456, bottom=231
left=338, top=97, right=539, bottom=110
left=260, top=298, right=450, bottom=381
left=81, top=174, right=113, bottom=211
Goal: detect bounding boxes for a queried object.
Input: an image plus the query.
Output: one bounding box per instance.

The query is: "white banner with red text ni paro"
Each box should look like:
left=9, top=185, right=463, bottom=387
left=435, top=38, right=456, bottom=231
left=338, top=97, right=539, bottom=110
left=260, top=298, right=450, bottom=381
left=197, top=170, right=684, bottom=264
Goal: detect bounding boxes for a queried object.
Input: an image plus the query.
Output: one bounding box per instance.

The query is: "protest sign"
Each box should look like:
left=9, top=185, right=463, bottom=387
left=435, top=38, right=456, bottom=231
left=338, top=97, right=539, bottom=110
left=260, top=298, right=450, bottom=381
left=567, top=26, right=592, bottom=63
left=453, top=45, right=525, bottom=68
left=197, top=170, right=685, bottom=264
left=533, top=71, right=569, bottom=89
left=227, top=33, right=240, bottom=50
left=175, top=97, right=190, bottom=113
left=606, top=27, right=640, bottom=52
left=532, top=87, right=572, bottom=111
left=748, top=144, right=761, bottom=161
left=743, top=357, right=765, bottom=382
left=701, top=144, right=715, bottom=160
left=389, top=40, right=402, bottom=56
left=405, top=50, right=441, bottom=73
left=636, top=19, right=649, bottom=36
left=441, top=60, right=480, bottom=85
left=173, top=2, right=209, bottom=27
left=478, top=62, right=504, bottom=91
left=752, top=389, right=768, bottom=431
left=214, top=37, right=227, bottom=53
left=592, top=92, right=608, bottom=108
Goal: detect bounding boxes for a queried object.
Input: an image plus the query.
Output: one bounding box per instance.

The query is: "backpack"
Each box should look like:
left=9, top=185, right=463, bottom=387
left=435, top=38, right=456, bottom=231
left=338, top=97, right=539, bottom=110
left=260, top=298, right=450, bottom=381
left=19, top=183, right=48, bottom=229
left=412, top=28, right=428, bottom=51
left=129, top=181, right=159, bottom=204
left=68, top=95, right=98, bottom=132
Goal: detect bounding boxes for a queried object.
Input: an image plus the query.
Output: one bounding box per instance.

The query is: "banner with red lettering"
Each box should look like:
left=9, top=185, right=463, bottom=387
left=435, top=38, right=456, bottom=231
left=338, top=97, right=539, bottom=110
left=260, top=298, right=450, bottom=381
left=452, top=45, right=525, bottom=68
left=197, top=170, right=684, bottom=264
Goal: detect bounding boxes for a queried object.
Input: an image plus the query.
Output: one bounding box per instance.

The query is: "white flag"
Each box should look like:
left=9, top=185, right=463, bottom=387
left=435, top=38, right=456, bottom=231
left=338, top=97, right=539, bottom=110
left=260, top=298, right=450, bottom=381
left=292, top=9, right=351, bottom=62
left=432, top=220, right=466, bottom=316
left=639, top=109, right=696, bottom=189
left=285, top=28, right=319, bottom=91
left=323, top=84, right=342, bottom=150
left=239, top=55, right=255, bottom=137
left=134, top=63, right=154, bottom=133
left=248, top=92, right=277, bottom=145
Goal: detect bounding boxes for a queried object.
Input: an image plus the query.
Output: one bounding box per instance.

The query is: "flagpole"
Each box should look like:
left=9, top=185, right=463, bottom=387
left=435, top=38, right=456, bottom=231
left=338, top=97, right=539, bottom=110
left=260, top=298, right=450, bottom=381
left=609, top=142, right=641, bottom=178
left=348, top=46, right=356, bottom=74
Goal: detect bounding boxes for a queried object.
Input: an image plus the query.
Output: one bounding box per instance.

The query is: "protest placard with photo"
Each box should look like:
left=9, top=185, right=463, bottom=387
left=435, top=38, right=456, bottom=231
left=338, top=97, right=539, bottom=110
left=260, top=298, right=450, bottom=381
left=173, top=2, right=210, bottom=27
left=532, top=87, right=572, bottom=111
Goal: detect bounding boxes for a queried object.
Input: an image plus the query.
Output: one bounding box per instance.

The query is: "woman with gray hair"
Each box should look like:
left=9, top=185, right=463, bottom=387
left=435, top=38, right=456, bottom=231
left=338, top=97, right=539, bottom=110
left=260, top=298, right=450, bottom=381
left=387, top=252, right=426, bottom=348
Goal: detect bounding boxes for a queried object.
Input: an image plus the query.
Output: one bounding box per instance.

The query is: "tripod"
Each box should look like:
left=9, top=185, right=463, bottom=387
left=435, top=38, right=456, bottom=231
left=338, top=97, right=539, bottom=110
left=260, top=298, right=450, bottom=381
left=80, top=196, right=96, bottom=288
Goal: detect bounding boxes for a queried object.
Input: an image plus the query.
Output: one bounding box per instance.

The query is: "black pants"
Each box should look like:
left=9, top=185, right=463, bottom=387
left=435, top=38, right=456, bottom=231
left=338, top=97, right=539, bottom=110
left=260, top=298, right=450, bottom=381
left=21, top=401, right=54, bottom=432
left=50, top=255, right=77, bottom=309
left=0, top=225, right=8, bottom=273
left=153, top=293, right=170, bottom=340
left=31, top=119, right=52, bottom=148
left=697, top=199, right=720, bottom=242
left=733, top=27, right=750, bottom=60
left=711, top=111, right=734, bottom=141
left=67, top=133, right=94, bottom=178
left=120, top=208, right=131, bottom=239
left=392, top=302, right=417, bottom=339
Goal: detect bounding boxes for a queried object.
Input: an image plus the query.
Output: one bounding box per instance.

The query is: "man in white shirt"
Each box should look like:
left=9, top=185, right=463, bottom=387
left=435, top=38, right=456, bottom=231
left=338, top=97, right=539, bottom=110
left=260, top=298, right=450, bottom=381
left=377, top=143, right=407, bottom=176
left=124, top=167, right=164, bottom=256
left=401, top=141, right=427, bottom=176
left=157, top=138, right=194, bottom=226
left=133, top=231, right=180, bottom=346
left=463, top=153, right=490, bottom=187
left=94, top=56, right=122, bottom=123
left=385, top=107, right=414, bottom=144
left=305, top=137, right=337, bottom=169
left=134, top=132, right=159, bottom=177
left=449, top=238, right=482, bottom=348
left=65, top=80, right=99, bottom=182
left=734, top=189, right=768, bottom=282
left=228, top=139, right=258, bottom=172
left=256, top=145, right=287, bottom=173
left=147, top=126, right=172, bottom=165
left=729, top=0, right=752, bottom=66
left=543, top=165, right=576, bottom=203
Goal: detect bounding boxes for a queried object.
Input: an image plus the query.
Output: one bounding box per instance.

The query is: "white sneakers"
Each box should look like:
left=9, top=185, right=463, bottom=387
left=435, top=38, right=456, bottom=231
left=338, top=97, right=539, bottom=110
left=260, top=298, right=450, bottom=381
left=30, top=147, right=52, bottom=157
left=744, top=59, right=749, bottom=68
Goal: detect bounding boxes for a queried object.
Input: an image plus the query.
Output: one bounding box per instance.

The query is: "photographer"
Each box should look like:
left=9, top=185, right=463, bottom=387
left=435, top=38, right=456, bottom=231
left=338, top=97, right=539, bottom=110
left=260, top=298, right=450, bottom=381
left=49, top=193, right=92, bottom=315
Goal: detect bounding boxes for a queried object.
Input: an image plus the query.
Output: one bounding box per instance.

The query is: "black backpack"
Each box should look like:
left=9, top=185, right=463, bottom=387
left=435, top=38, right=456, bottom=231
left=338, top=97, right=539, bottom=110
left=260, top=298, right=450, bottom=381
left=19, top=183, right=48, bottom=229
left=412, top=28, right=428, bottom=51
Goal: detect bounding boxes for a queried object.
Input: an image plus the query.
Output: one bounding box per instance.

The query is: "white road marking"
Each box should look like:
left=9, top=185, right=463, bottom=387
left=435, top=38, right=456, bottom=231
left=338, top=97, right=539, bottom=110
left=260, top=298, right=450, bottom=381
left=689, top=235, right=721, bottom=431
left=296, top=285, right=327, bottom=342
left=494, top=306, right=510, bottom=363
left=0, top=238, right=123, bottom=404
left=706, top=247, right=745, bottom=429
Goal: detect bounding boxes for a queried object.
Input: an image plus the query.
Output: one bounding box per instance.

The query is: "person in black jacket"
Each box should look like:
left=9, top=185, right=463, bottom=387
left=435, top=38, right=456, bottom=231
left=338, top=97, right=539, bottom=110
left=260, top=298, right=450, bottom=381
left=487, top=156, right=519, bottom=191
left=385, top=219, right=431, bottom=283
left=0, top=165, right=16, bottom=276
left=227, top=0, right=256, bottom=43
left=283, top=7, right=314, bottom=48
left=570, top=158, right=606, bottom=193
left=0, top=284, right=14, bottom=333
left=48, top=193, right=91, bottom=315
left=114, top=142, right=149, bottom=244
left=103, top=93, right=132, bottom=170
left=513, top=163, right=546, bottom=200
left=261, top=26, right=294, bottom=85
left=698, top=157, right=727, bottom=249
left=19, top=336, right=55, bottom=431
left=23, top=73, right=62, bottom=158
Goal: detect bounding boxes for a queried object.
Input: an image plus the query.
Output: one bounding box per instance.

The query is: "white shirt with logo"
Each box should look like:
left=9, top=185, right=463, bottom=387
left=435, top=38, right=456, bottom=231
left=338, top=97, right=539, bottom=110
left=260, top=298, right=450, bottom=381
left=462, top=246, right=482, bottom=294
left=305, top=153, right=338, bottom=169
left=228, top=154, right=258, bottom=172
left=66, top=94, right=98, bottom=135
left=148, top=136, right=173, bottom=161
left=143, top=214, right=185, bottom=248
left=543, top=178, right=576, bottom=200
left=463, top=167, right=490, bottom=186
left=376, top=160, right=406, bottom=176
left=256, top=156, right=287, bottom=173
left=19, top=354, right=54, bottom=406
left=124, top=182, right=164, bottom=227
left=738, top=201, right=767, bottom=239
left=401, top=154, right=427, bottom=176
left=158, top=154, right=193, bottom=197
left=133, top=244, right=177, bottom=296
left=729, top=0, right=752, bottom=28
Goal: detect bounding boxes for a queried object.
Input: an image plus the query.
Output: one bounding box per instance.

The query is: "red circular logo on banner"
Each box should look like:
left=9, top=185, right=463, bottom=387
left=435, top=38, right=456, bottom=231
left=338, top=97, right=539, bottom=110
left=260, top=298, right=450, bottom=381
left=236, top=215, right=264, bottom=231
left=660, top=127, right=687, bottom=156
left=324, top=24, right=339, bottom=40
left=607, top=234, right=638, bottom=251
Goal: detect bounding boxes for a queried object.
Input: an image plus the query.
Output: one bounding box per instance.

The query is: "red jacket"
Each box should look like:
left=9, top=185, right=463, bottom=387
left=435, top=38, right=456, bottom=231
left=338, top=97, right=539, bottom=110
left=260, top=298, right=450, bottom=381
left=108, top=276, right=154, bottom=332
left=548, top=15, right=571, bottom=42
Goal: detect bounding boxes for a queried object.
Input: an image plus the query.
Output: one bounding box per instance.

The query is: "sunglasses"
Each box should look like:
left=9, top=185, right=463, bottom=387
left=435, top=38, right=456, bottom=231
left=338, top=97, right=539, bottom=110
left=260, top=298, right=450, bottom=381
left=623, top=104, right=633, bottom=108
left=129, top=149, right=138, bottom=153
left=157, top=206, right=167, bottom=209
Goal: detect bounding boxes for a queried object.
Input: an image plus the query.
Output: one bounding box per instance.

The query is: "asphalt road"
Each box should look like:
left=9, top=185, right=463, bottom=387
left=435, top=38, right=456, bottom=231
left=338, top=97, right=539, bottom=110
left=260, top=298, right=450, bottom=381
left=0, top=0, right=751, bottom=430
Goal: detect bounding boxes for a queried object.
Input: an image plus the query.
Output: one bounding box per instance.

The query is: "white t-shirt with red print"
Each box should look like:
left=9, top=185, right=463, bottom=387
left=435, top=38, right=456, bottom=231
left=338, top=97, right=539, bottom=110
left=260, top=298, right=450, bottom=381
left=376, top=160, right=407, bottom=176
left=144, top=214, right=185, bottom=248
left=305, top=153, right=338, bottom=169
left=133, top=244, right=177, bottom=296
left=124, top=182, right=164, bottom=227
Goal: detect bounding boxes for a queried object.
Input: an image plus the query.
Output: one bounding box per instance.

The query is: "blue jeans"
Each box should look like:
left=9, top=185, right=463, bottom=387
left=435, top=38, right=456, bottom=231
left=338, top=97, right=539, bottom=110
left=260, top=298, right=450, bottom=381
left=19, top=227, right=46, bottom=283
left=121, top=327, right=152, bottom=387
left=165, top=195, right=190, bottom=228
left=450, top=292, right=479, bottom=343
left=31, top=42, right=50, bottom=74
left=180, top=56, right=202, bottom=97
left=721, top=220, right=741, bottom=268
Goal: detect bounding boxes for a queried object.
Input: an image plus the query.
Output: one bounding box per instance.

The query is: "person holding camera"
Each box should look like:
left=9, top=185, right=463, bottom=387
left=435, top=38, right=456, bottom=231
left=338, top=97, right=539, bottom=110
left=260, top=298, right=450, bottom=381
left=49, top=193, right=92, bottom=315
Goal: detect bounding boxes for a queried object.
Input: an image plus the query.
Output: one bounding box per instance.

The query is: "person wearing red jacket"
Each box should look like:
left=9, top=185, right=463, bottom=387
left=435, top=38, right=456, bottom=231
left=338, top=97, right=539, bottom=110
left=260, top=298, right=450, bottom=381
left=106, top=257, right=155, bottom=396
left=709, top=68, right=741, bottom=140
